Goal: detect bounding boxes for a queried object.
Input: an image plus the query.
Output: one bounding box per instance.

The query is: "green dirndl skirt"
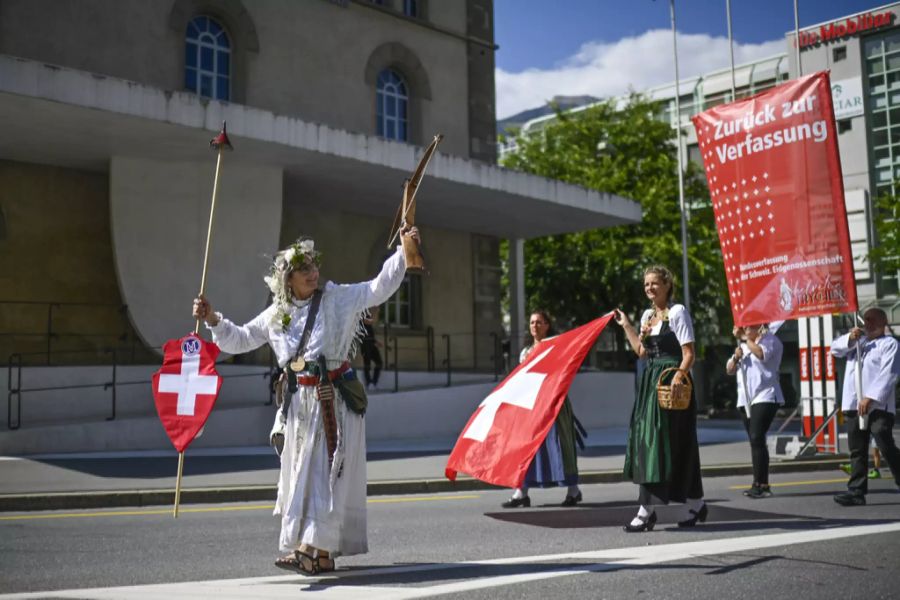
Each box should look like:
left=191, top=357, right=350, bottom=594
left=623, top=357, right=703, bottom=504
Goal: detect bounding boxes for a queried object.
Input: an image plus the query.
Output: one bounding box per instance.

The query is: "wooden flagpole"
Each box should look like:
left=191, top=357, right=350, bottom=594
left=174, top=122, right=233, bottom=519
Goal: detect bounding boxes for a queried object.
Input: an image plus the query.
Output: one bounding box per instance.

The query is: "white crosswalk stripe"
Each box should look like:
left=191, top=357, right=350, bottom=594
left=3, top=521, right=899, bottom=599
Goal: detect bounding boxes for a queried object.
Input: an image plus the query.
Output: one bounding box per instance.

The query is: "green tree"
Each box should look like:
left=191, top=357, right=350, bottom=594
left=501, top=95, right=729, bottom=355
left=867, top=189, right=900, bottom=275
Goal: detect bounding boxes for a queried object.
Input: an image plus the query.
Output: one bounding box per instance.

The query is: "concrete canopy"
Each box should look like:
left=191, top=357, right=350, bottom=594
left=0, top=55, right=641, bottom=240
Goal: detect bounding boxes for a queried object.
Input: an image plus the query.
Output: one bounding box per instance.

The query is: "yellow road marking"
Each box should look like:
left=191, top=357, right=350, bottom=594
left=0, top=494, right=480, bottom=521
left=729, top=477, right=848, bottom=490
left=368, top=495, right=479, bottom=504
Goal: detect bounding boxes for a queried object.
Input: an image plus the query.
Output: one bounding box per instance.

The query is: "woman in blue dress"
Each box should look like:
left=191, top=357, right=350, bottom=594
left=501, top=309, right=584, bottom=508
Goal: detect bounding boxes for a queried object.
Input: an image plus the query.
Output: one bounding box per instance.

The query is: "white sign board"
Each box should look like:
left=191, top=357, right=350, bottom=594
left=831, top=77, right=864, bottom=120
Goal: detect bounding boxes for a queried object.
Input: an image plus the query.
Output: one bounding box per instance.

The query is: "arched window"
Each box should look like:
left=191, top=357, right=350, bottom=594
left=376, top=69, right=408, bottom=141
left=185, top=16, right=231, bottom=101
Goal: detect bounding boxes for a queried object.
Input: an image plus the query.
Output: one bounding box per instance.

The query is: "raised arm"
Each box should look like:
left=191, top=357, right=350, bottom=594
left=614, top=309, right=647, bottom=359
left=332, top=227, right=419, bottom=314
left=194, top=295, right=271, bottom=355
left=830, top=331, right=860, bottom=358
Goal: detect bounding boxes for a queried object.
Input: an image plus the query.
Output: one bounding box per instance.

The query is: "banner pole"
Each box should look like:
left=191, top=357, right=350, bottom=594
left=793, top=0, right=802, bottom=76
left=726, top=0, right=737, bottom=101
left=854, top=313, right=867, bottom=430
left=670, top=0, right=691, bottom=314
left=173, top=450, right=185, bottom=518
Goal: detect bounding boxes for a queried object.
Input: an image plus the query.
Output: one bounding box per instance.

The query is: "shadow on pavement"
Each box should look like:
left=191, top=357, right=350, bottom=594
left=33, top=455, right=280, bottom=478
left=480, top=501, right=893, bottom=531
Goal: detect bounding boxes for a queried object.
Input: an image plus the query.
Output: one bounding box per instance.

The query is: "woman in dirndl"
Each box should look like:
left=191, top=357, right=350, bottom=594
left=501, top=309, right=584, bottom=508
left=613, top=265, right=705, bottom=532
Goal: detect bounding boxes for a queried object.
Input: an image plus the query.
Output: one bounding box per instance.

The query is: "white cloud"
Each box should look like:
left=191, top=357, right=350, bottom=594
left=496, top=30, right=785, bottom=119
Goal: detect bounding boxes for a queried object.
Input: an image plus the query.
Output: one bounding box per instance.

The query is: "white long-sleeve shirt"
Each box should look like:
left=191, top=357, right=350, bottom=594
left=831, top=333, right=900, bottom=414
left=207, top=247, right=407, bottom=367
left=733, top=332, right=784, bottom=408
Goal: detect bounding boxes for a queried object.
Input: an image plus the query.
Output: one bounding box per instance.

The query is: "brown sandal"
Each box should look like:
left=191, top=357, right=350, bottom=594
left=274, top=549, right=335, bottom=575
left=274, top=551, right=302, bottom=572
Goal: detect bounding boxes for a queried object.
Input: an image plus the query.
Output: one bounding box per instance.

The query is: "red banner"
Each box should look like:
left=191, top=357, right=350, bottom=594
left=692, top=71, right=857, bottom=325
left=151, top=334, right=222, bottom=453
left=445, top=313, right=613, bottom=488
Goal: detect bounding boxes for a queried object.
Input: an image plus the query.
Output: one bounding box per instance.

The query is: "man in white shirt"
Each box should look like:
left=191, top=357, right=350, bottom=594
left=831, top=308, right=900, bottom=506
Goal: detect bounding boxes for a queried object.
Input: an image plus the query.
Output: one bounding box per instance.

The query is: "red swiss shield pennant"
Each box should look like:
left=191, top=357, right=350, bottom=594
left=151, top=334, right=222, bottom=453
left=445, top=313, right=614, bottom=488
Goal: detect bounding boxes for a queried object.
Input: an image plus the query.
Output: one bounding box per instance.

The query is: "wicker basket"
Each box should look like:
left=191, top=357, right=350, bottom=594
left=656, top=367, right=692, bottom=410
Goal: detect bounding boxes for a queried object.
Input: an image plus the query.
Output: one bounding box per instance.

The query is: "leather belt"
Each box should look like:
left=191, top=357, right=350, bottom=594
left=296, top=361, right=352, bottom=386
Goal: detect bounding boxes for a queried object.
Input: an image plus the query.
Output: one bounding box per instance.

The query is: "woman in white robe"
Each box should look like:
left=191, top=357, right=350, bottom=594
left=192, top=228, right=418, bottom=573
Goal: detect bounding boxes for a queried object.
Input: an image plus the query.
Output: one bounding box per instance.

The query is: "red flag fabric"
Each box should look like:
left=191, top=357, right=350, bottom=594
left=151, top=334, right=222, bottom=453
left=691, top=71, right=857, bottom=326
left=445, top=313, right=614, bottom=488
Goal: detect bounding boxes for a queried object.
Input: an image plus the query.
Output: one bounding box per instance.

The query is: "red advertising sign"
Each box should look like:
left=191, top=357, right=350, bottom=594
left=692, top=71, right=857, bottom=326
left=825, top=350, right=836, bottom=381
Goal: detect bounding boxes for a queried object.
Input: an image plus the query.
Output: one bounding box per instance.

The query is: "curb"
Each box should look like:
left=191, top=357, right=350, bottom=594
left=0, top=457, right=848, bottom=513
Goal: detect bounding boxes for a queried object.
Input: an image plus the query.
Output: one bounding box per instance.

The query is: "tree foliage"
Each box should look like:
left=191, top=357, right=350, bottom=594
left=867, top=189, right=900, bottom=275
left=501, top=95, right=730, bottom=353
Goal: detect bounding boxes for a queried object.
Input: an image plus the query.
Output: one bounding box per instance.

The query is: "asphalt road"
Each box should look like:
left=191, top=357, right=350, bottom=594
left=1, top=472, right=898, bottom=598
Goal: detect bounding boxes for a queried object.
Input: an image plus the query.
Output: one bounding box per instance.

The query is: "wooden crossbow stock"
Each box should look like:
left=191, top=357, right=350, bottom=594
left=386, top=134, right=443, bottom=273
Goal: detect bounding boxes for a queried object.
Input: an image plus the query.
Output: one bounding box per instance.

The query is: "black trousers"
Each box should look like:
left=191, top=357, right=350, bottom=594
left=741, top=402, right=779, bottom=486
left=361, top=341, right=382, bottom=386
left=844, top=409, right=900, bottom=496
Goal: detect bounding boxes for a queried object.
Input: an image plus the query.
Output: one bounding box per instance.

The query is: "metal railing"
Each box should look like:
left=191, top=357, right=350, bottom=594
left=0, top=300, right=141, bottom=366
left=6, top=348, right=274, bottom=430
left=772, top=395, right=842, bottom=457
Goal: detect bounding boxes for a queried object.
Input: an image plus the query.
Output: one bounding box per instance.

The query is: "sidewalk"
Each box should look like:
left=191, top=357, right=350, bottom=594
left=0, top=420, right=848, bottom=512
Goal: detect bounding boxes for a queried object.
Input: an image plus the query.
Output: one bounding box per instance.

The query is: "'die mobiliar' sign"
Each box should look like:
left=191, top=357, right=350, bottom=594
left=691, top=71, right=857, bottom=327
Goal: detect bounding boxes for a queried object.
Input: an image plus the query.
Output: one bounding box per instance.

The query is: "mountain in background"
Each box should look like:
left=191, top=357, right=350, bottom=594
left=496, top=94, right=600, bottom=137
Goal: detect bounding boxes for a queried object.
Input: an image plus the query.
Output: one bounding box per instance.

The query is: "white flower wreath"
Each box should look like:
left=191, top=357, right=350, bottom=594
left=265, top=237, right=322, bottom=330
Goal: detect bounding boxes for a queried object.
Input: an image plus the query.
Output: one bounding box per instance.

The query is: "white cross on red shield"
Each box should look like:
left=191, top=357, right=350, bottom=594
left=152, top=334, right=222, bottom=452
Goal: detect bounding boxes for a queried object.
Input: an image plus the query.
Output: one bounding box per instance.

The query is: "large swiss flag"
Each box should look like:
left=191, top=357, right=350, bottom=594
left=446, top=313, right=614, bottom=488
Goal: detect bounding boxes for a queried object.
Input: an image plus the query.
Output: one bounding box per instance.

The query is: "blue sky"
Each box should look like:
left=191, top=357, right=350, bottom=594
left=493, top=0, right=886, bottom=117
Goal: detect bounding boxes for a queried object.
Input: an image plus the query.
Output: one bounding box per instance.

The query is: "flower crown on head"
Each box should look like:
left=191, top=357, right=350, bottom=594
left=264, top=237, right=322, bottom=330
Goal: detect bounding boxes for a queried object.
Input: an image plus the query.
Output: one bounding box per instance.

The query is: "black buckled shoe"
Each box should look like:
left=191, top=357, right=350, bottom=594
left=677, top=502, right=708, bottom=527
left=623, top=511, right=657, bottom=533
left=561, top=491, right=583, bottom=507
left=501, top=496, right=531, bottom=508
left=833, top=492, right=866, bottom=506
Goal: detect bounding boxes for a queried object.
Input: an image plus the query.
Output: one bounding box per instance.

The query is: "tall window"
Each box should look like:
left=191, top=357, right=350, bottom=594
left=864, top=29, right=900, bottom=294
left=185, top=16, right=231, bottom=101
left=385, top=275, right=421, bottom=328
left=376, top=69, right=408, bottom=141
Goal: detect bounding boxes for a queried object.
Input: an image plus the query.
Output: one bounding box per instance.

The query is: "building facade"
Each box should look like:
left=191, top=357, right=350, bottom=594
left=0, top=0, right=639, bottom=377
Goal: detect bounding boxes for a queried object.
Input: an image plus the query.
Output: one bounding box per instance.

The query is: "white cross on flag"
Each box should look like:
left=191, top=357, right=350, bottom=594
left=446, top=313, right=613, bottom=488
left=151, top=334, right=222, bottom=452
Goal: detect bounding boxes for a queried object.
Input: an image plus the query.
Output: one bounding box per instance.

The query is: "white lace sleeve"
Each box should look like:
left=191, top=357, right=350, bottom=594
left=329, top=246, right=407, bottom=315
left=207, top=306, right=272, bottom=355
